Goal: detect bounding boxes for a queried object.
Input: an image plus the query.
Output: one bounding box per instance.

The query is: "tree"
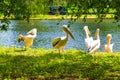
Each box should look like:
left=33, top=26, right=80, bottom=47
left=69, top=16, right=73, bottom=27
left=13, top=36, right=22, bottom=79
left=0, top=0, right=11, bottom=30
left=67, top=0, right=120, bottom=23
left=9, top=0, right=43, bottom=22
left=0, top=0, right=120, bottom=25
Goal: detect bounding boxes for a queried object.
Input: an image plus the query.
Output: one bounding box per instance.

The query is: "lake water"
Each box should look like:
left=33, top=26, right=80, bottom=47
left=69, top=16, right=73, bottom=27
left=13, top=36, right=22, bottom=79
left=0, top=19, right=120, bottom=52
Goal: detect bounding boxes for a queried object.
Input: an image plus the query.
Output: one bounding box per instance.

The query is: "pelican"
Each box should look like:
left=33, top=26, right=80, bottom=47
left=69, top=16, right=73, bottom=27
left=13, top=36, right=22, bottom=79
left=52, top=25, right=75, bottom=53
left=84, top=26, right=93, bottom=48
left=104, top=34, right=114, bottom=52
left=88, top=28, right=100, bottom=54
left=18, top=28, right=37, bottom=48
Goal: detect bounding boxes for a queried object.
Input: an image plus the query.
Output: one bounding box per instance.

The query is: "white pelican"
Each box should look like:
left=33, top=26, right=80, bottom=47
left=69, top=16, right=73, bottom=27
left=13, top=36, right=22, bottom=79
left=52, top=25, right=75, bottom=53
left=88, top=28, right=100, bottom=54
left=104, top=34, right=114, bottom=52
left=18, top=28, right=37, bottom=48
left=84, top=26, right=93, bottom=48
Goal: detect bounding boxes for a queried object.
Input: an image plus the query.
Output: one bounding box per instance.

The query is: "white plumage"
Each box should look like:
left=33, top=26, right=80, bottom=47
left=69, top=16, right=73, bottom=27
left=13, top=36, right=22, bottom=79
left=88, top=28, right=100, bottom=54
left=104, top=34, right=113, bottom=52
left=84, top=26, right=93, bottom=48
left=18, top=28, right=37, bottom=48
left=52, top=25, right=75, bottom=53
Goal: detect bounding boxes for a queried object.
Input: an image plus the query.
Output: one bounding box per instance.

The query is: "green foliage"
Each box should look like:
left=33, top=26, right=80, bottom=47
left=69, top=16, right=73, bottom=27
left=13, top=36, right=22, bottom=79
left=0, top=47, right=120, bottom=79
left=67, top=0, right=120, bottom=23
left=9, top=0, right=44, bottom=22
left=0, top=0, right=120, bottom=20
left=0, top=0, right=120, bottom=24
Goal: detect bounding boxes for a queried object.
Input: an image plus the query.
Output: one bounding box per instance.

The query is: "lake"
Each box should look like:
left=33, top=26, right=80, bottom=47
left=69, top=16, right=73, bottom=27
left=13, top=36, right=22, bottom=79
left=0, top=19, right=120, bottom=52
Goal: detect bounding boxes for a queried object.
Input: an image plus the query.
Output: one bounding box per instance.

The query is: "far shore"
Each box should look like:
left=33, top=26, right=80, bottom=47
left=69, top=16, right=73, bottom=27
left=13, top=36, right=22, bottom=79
left=31, top=14, right=115, bottom=20
left=0, top=14, right=115, bottom=20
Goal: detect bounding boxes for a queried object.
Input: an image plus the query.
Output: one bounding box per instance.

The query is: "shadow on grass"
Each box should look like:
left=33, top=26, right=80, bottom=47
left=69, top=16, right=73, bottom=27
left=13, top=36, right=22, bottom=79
left=14, top=49, right=27, bottom=52
left=0, top=50, right=120, bottom=80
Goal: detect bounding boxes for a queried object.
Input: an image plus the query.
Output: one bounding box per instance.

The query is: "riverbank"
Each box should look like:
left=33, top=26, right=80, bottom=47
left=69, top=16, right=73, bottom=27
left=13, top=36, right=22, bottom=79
left=30, top=14, right=114, bottom=20
left=0, top=14, right=114, bottom=20
left=0, top=47, right=120, bottom=79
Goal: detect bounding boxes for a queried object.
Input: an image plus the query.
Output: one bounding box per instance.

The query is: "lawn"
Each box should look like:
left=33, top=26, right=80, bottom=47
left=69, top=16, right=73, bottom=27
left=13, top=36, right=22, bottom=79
left=30, top=14, right=114, bottom=20
left=0, top=14, right=114, bottom=20
left=0, top=47, right=120, bottom=80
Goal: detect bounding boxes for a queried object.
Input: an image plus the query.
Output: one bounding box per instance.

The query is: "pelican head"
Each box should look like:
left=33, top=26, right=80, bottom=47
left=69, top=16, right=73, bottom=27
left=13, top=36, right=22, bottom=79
left=62, top=25, right=75, bottom=40
left=18, top=34, right=24, bottom=43
left=107, top=34, right=112, bottom=40
left=84, top=26, right=91, bottom=35
left=94, top=28, right=100, bottom=39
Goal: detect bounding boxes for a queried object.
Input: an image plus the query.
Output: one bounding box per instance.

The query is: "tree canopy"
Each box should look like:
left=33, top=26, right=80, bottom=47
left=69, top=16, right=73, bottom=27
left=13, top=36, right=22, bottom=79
left=0, top=0, right=120, bottom=23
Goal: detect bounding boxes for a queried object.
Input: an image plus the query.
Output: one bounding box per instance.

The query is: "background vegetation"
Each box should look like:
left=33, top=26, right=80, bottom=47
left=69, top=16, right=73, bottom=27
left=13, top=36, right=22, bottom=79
left=0, top=0, right=120, bottom=23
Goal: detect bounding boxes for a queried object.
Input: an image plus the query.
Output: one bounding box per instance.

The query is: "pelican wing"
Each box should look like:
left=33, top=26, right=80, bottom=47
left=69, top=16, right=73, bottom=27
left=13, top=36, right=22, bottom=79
left=27, top=28, right=37, bottom=38
left=24, top=36, right=34, bottom=48
left=110, top=43, right=114, bottom=52
left=52, top=37, right=61, bottom=47
left=88, top=40, right=100, bottom=53
left=25, top=34, right=36, bottom=38
left=88, top=43, right=98, bottom=52
left=85, top=36, right=93, bottom=48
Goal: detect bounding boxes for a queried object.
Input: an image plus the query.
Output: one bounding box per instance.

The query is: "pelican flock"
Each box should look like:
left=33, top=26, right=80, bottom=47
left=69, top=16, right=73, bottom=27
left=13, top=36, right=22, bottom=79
left=88, top=28, right=100, bottom=54
left=18, top=28, right=37, bottom=48
left=104, top=34, right=114, bottom=52
left=52, top=25, right=75, bottom=53
left=84, top=26, right=93, bottom=48
left=16, top=25, right=114, bottom=53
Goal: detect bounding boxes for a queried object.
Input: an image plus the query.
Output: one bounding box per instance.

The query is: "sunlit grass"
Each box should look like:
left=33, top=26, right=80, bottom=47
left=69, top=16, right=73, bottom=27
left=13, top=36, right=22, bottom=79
left=0, top=14, right=115, bottom=20
left=0, top=47, right=120, bottom=79
left=30, top=14, right=114, bottom=20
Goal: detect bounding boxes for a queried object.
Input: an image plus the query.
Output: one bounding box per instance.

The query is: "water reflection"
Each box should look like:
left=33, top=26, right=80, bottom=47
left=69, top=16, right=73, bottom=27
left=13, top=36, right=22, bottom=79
left=0, top=19, right=120, bottom=52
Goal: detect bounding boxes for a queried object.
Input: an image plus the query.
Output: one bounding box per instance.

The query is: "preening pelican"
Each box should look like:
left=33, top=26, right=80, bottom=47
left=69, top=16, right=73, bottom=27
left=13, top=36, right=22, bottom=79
left=27, top=28, right=37, bottom=36
left=88, top=28, right=100, bottom=54
left=18, top=28, right=37, bottom=48
left=104, top=34, right=113, bottom=52
left=84, top=26, right=93, bottom=48
left=52, top=25, right=75, bottom=53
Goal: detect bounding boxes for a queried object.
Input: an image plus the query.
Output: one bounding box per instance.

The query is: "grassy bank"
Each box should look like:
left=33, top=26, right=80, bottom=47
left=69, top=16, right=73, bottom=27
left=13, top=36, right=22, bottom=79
left=0, top=14, right=114, bottom=20
left=30, top=14, right=114, bottom=20
left=0, top=47, right=120, bottom=80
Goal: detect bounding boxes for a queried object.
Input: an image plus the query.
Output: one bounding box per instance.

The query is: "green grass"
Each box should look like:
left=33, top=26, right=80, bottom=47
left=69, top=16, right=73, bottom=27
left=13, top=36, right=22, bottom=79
left=30, top=14, right=114, bottom=20
left=0, top=47, right=120, bottom=80
left=0, top=14, right=115, bottom=20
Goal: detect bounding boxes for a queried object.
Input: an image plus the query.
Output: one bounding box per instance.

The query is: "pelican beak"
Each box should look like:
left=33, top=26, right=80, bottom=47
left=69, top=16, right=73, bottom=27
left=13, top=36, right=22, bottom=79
left=94, top=28, right=100, bottom=38
left=84, top=26, right=91, bottom=35
left=67, top=29, right=75, bottom=40
left=107, top=34, right=112, bottom=42
left=62, top=25, right=75, bottom=40
left=94, top=32, right=97, bottom=38
left=86, top=28, right=91, bottom=35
